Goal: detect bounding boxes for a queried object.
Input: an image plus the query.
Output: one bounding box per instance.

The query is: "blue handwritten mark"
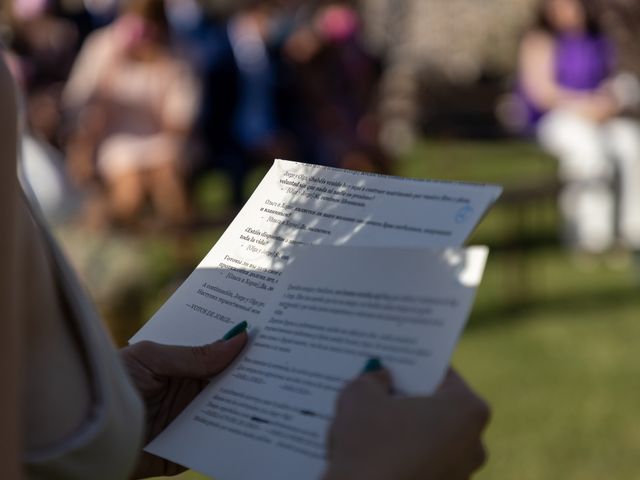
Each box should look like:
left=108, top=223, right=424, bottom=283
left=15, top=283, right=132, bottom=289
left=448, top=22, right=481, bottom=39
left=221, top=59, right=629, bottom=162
left=454, top=205, right=474, bottom=224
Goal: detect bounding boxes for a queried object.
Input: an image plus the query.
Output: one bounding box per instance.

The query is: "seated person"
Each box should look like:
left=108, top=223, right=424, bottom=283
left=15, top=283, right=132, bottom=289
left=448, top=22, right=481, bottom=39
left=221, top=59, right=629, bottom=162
left=63, top=0, right=198, bottom=227
left=518, top=0, right=640, bottom=255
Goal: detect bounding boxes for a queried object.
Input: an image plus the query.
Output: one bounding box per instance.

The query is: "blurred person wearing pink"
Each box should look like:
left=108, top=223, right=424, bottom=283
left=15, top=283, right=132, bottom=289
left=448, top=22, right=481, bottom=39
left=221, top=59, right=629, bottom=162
left=63, top=0, right=198, bottom=227
left=519, top=0, right=640, bottom=255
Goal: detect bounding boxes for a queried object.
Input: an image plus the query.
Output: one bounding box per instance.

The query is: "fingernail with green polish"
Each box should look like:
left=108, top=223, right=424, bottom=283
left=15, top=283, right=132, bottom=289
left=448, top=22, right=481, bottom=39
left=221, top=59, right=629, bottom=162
left=362, top=358, right=383, bottom=373
left=223, top=321, right=248, bottom=341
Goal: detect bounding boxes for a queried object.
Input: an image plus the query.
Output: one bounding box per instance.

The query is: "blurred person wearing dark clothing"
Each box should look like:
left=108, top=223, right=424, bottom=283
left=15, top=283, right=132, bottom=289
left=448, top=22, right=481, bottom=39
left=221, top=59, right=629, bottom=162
left=518, top=0, right=640, bottom=255
left=63, top=0, right=199, bottom=227
left=81, top=0, right=118, bottom=29
left=188, top=2, right=295, bottom=209
left=282, top=2, right=390, bottom=174
left=189, top=1, right=388, bottom=209
left=4, top=0, right=80, bottom=146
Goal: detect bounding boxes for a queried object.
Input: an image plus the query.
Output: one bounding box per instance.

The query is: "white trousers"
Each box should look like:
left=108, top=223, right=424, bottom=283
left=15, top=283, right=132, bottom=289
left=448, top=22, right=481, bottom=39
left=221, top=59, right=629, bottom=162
left=538, top=110, right=640, bottom=252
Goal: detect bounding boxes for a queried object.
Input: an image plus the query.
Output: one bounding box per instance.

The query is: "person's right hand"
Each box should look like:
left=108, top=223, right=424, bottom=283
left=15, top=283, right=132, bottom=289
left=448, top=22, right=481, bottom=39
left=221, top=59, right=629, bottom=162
left=571, top=90, right=620, bottom=123
left=324, top=367, right=490, bottom=480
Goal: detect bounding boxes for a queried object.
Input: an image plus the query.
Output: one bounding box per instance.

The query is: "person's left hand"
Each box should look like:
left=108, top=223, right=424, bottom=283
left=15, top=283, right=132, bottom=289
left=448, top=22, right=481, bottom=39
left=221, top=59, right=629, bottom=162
left=120, top=329, right=248, bottom=478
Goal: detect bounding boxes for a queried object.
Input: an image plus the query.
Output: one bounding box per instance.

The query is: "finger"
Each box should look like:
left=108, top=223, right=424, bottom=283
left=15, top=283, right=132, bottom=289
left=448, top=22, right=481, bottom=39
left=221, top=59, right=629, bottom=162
left=474, top=441, right=488, bottom=471
left=337, top=365, right=393, bottom=410
left=363, top=369, right=393, bottom=393
left=436, top=369, right=491, bottom=430
left=449, top=441, right=488, bottom=480
left=128, top=333, right=248, bottom=379
left=437, top=368, right=478, bottom=401
left=360, top=358, right=393, bottom=393
left=437, top=367, right=463, bottom=391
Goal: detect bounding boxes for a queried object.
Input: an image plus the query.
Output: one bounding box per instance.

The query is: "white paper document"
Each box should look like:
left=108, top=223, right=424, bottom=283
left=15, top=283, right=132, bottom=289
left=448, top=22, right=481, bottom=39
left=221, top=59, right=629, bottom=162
left=132, top=159, right=501, bottom=346
left=130, top=159, right=502, bottom=480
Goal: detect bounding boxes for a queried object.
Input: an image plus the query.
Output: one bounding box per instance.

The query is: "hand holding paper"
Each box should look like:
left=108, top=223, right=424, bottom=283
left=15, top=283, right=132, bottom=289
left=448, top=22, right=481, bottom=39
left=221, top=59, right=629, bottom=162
left=131, top=159, right=501, bottom=347
left=324, top=369, right=490, bottom=480
left=143, top=245, right=488, bottom=480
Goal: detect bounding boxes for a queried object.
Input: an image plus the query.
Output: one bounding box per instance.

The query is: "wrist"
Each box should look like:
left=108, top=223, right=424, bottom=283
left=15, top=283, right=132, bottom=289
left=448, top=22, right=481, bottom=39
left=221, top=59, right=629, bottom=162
left=323, top=463, right=382, bottom=480
left=322, top=467, right=348, bottom=480
left=322, top=462, right=358, bottom=480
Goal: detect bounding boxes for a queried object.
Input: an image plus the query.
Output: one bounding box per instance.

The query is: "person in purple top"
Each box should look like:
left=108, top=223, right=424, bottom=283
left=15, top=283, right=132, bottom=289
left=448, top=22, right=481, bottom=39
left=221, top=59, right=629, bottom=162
left=519, top=0, right=640, bottom=255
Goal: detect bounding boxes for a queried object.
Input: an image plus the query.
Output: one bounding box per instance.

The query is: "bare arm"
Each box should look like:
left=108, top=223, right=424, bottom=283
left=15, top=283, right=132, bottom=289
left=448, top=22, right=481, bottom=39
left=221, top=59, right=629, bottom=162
left=62, top=31, right=113, bottom=185
left=160, top=61, right=201, bottom=135
left=0, top=54, right=23, bottom=480
left=519, top=31, right=619, bottom=121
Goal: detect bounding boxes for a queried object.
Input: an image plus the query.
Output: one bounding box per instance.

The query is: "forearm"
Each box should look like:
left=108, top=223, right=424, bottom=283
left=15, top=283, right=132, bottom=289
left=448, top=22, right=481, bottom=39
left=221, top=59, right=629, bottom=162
left=562, top=90, right=620, bottom=122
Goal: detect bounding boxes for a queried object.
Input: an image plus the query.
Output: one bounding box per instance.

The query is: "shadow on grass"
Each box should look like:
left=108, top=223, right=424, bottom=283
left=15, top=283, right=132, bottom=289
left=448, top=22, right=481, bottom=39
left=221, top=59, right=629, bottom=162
left=468, top=282, right=640, bottom=332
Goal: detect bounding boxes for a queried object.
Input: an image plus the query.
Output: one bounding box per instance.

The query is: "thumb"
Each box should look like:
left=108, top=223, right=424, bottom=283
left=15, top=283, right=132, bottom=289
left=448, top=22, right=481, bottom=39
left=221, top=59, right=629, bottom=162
left=359, top=358, right=393, bottom=394
left=337, top=359, right=393, bottom=408
left=126, top=332, right=248, bottom=379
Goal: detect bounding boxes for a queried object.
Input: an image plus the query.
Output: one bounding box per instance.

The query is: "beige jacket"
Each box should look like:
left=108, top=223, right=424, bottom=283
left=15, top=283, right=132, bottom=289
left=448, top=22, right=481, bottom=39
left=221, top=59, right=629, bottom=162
left=0, top=54, right=144, bottom=480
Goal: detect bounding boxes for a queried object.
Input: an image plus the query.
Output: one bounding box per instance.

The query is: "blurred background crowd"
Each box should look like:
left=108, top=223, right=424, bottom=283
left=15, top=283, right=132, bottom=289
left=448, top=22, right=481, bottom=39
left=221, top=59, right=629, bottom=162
left=4, top=0, right=394, bottom=227
left=4, top=0, right=640, bottom=224
left=3, top=1, right=640, bottom=479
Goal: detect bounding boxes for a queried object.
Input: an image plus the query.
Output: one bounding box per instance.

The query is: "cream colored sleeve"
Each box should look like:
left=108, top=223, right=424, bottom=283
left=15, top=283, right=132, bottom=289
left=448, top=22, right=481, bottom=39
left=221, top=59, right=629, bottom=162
left=62, top=28, right=114, bottom=111
left=0, top=54, right=24, bottom=480
left=161, top=61, right=201, bottom=133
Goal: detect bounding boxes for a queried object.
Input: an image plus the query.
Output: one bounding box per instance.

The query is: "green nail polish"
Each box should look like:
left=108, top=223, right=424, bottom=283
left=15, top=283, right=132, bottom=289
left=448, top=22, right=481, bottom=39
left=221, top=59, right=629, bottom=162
left=362, top=358, right=383, bottom=373
left=223, top=321, right=248, bottom=340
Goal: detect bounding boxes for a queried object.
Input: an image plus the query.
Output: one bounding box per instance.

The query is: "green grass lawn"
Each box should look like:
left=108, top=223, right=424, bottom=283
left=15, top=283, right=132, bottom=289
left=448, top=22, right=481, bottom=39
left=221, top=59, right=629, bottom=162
left=460, top=251, right=640, bottom=480
left=407, top=141, right=640, bottom=479
left=84, top=139, right=639, bottom=480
